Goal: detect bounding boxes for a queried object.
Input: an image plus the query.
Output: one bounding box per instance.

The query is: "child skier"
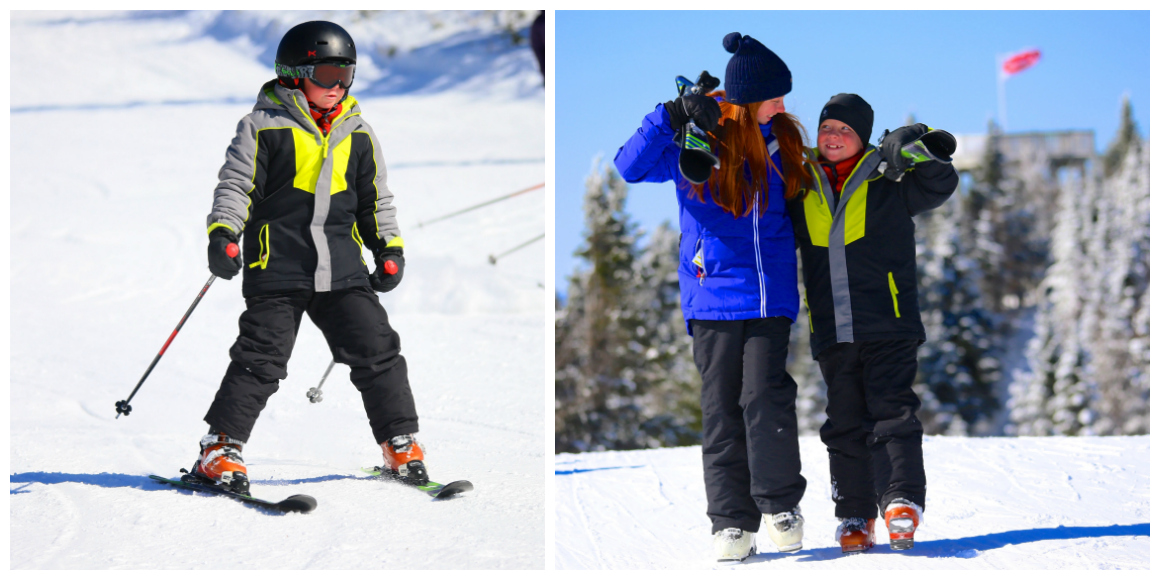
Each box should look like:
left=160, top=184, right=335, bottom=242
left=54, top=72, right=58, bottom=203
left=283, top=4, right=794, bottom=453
left=614, top=33, right=813, bottom=561
left=786, top=93, right=958, bottom=553
left=194, top=21, right=426, bottom=494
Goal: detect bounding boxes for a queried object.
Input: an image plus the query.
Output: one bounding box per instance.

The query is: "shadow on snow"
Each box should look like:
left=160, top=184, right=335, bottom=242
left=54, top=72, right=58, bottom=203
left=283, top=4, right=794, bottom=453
left=772, top=523, right=1150, bottom=563
left=554, top=465, right=646, bottom=476
left=9, top=471, right=362, bottom=494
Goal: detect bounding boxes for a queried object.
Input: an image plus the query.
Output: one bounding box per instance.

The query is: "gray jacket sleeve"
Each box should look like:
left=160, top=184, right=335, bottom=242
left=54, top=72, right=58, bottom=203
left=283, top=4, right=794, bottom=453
left=353, top=122, right=401, bottom=252
left=206, top=115, right=259, bottom=235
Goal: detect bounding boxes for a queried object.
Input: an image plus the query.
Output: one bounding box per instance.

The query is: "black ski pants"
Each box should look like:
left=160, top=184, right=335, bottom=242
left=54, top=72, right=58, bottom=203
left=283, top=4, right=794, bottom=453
left=203, top=286, right=418, bottom=444
left=817, top=339, right=926, bottom=519
left=692, top=317, right=806, bottom=534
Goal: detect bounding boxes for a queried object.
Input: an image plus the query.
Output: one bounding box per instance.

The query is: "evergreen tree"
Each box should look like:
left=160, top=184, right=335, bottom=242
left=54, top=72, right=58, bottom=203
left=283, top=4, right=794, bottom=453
left=555, top=161, right=703, bottom=452
left=555, top=161, right=646, bottom=452
left=1103, top=96, right=1139, bottom=176
left=974, top=123, right=1053, bottom=315
left=1088, top=102, right=1149, bottom=435
left=913, top=176, right=1001, bottom=435
left=1008, top=175, right=1098, bottom=435
left=1009, top=99, right=1150, bottom=436
left=628, top=223, right=702, bottom=446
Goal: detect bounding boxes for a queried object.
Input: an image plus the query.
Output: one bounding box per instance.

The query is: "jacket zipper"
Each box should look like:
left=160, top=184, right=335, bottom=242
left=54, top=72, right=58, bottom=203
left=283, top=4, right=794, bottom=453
left=752, top=179, right=766, bottom=318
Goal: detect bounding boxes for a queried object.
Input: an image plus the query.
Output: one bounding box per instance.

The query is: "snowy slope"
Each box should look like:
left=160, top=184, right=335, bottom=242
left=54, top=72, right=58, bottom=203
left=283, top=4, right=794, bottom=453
left=10, top=11, right=544, bottom=569
left=555, top=436, right=1149, bottom=569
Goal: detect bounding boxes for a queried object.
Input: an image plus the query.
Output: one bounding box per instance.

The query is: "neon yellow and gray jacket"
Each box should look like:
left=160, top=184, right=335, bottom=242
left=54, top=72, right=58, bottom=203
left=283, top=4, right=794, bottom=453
left=787, top=146, right=958, bottom=359
left=207, top=80, right=400, bottom=296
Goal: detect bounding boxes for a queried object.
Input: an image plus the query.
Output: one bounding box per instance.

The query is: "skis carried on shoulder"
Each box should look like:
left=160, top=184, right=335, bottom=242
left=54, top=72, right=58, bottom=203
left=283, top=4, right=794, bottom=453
left=361, top=466, right=474, bottom=499
left=148, top=473, right=317, bottom=514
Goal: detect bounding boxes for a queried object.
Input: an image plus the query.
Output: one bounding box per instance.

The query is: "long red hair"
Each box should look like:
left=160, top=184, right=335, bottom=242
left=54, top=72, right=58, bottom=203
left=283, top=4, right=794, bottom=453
left=690, top=91, right=810, bottom=217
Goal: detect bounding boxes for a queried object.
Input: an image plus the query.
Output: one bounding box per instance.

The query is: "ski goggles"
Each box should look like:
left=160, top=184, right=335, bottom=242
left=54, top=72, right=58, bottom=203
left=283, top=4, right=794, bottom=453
left=276, top=62, right=356, bottom=90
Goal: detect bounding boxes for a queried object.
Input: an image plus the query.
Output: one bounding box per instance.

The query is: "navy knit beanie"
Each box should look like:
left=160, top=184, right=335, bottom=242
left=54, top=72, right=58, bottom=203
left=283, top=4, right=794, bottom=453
left=722, top=32, right=792, bottom=105
left=819, top=93, right=874, bottom=148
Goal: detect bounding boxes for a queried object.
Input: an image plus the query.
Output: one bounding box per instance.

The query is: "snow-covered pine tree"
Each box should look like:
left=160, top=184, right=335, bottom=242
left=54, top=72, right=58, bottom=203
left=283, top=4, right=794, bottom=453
left=912, top=151, right=1002, bottom=435
left=628, top=223, right=702, bottom=447
left=556, top=161, right=707, bottom=451
left=1007, top=168, right=1098, bottom=435
left=1009, top=98, right=1150, bottom=436
left=555, top=160, right=647, bottom=452
left=1087, top=98, right=1149, bottom=435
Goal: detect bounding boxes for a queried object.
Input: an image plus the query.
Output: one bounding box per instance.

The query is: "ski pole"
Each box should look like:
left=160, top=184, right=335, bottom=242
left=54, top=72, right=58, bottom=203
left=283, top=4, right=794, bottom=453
left=306, top=360, right=336, bottom=404
left=416, top=182, right=544, bottom=228
left=488, top=233, right=545, bottom=265
left=115, top=243, right=238, bottom=419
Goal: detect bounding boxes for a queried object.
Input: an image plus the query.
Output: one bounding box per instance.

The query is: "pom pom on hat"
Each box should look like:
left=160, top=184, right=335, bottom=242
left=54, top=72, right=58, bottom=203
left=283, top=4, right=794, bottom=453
left=723, top=32, right=742, bottom=53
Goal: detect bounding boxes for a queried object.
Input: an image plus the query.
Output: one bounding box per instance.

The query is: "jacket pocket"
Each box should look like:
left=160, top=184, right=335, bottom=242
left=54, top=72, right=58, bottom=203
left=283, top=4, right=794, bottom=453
left=888, top=271, right=900, bottom=318
left=248, top=223, right=271, bottom=270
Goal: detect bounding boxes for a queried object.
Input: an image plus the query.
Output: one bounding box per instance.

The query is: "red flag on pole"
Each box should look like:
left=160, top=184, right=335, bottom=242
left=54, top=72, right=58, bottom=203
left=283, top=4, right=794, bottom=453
left=1002, top=48, right=1041, bottom=77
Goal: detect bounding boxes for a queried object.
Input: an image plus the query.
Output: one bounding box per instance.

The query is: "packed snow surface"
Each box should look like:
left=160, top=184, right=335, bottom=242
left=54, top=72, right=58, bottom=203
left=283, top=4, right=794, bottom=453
left=10, top=11, right=544, bottom=569
left=556, top=436, right=1149, bottom=569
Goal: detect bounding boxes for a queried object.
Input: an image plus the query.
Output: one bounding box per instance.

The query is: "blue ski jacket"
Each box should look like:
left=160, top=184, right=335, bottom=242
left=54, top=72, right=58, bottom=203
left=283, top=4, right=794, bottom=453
left=614, top=103, right=799, bottom=334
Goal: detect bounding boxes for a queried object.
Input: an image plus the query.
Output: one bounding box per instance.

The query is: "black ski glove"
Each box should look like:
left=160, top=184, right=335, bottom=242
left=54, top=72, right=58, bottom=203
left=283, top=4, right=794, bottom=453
left=207, top=228, right=243, bottom=280
left=369, top=247, right=405, bottom=293
left=664, top=93, right=721, bottom=133
left=878, top=123, right=930, bottom=176
left=920, top=129, right=957, bottom=161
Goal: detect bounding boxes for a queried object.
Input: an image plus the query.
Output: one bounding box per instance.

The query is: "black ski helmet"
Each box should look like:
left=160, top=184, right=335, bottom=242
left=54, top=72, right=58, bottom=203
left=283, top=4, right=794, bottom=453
left=275, top=21, right=357, bottom=75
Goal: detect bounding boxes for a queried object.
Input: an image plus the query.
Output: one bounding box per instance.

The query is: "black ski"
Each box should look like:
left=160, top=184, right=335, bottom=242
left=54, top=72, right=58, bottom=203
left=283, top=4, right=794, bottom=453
left=361, top=466, right=474, bottom=499
left=148, top=474, right=317, bottom=513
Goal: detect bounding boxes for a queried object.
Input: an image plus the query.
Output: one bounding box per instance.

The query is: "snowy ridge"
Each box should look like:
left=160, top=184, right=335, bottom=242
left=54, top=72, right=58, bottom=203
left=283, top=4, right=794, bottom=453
left=11, top=11, right=544, bottom=569
left=555, top=436, right=1149, bottom=569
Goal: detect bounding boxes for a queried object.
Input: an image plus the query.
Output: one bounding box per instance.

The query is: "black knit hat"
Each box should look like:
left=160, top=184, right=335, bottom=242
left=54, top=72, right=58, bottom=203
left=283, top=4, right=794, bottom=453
left=722, top=32, right=792, bottom=105
left=819, top=93, right=874, bottom=148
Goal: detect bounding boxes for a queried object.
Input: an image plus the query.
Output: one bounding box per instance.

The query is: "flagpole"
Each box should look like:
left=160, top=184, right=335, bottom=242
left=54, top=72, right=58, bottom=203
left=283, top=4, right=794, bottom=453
left=997, top=53, right=1007, bottom=131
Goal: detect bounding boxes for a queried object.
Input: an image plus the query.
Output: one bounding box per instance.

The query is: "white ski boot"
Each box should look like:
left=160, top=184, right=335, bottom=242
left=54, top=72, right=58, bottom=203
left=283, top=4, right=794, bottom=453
left=713, top=528, right=756, bottom=562
left=762, top=505, right=804, bottom=552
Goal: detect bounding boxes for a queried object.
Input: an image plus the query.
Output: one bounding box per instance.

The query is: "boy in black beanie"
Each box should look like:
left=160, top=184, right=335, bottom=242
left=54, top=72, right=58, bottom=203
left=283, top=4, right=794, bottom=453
left=785, top=93, right=959, bottom=554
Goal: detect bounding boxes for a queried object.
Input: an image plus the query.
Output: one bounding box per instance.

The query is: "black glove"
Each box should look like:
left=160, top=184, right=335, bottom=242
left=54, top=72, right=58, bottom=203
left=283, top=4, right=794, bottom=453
left=664, top=93, right=721, bottom=133
left=920, top=129, right=957, bottom=161
left=369, top=248, right=405, bottom=293
left=878, top=123, right=930, bottom=179
left=207, top=228, right=243, bottom=280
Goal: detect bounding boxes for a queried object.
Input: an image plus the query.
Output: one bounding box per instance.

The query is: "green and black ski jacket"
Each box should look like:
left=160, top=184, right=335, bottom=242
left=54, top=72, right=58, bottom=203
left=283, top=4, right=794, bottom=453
left=787, top=146, right=958, bottom=359
left=207, top=80, right=401, bottom=297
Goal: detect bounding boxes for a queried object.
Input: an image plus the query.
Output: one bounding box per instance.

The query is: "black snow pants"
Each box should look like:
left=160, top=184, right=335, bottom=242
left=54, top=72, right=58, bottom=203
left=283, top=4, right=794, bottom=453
left=203, top=286, right=418, bottom=444
left=692, top=317, right=806, bottom=534
left=817, top=339, right=926, bottom=519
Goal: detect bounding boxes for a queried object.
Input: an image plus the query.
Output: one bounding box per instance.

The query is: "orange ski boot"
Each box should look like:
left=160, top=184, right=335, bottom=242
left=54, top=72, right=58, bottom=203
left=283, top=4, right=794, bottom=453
left=884, top=499, right=922, bottom=550
left=192, top=432, right=249, bottom=494
left=836, top=517, right=876, bottom=554
left=380, top=434, right=428, bottom=485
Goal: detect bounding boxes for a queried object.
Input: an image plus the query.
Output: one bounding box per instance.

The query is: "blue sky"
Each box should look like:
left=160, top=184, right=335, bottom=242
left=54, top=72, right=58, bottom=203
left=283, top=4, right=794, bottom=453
left=554, top=10, right=1150, bottom=295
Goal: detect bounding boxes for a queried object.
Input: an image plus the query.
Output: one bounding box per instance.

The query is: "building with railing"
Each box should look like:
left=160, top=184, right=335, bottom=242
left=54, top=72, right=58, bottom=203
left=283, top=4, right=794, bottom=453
left=952, top=130, right=1096, bottom=180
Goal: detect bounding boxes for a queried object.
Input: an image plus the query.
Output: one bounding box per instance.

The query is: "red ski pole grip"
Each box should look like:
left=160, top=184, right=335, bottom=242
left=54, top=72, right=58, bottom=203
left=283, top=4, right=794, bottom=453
left=383, top=260, right=399, bottom=275
left=225, top=243, right=240, bottom=258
